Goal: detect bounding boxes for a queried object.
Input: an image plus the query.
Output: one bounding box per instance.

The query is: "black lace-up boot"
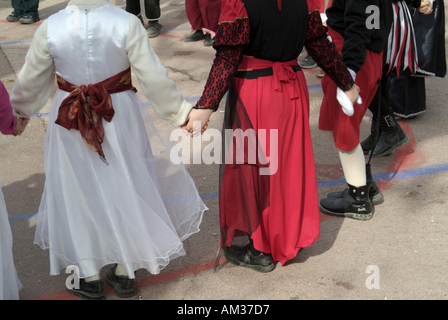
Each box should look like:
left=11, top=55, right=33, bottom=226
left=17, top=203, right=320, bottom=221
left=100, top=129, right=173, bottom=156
left=320, top=184, right=373, bottom=220
left=326, top=164, right=383, bottom=205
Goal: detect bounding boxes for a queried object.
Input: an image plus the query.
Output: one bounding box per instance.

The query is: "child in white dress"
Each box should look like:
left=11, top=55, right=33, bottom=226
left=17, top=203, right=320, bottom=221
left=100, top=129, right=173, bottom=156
left=11, top=0, right=207, bottom=300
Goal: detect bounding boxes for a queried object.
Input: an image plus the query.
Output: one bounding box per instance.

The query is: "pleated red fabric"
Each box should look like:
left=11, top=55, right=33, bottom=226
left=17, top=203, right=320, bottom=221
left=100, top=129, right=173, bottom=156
left=220, top=57, right=321, bottom=265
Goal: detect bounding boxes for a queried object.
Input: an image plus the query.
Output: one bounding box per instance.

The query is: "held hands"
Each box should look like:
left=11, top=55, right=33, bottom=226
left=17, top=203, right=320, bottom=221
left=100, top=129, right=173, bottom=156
left=181, top=108, right=214, bottom=137
left=12, top=117, right=29, bottom=136
left=345, top=84, right=361, bottom=105
left=419, top=0, right=433, bottom=15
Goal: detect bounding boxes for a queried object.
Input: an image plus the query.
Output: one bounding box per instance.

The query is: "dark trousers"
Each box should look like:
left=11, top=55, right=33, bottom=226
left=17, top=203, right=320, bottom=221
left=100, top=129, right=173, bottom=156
left=11, top=0, right=39, bottom=19
left=185, top=0, right=221, bottom=31
left=126, top=0, right=160, bottom=21
left=367, top=66, right=392, bottom=120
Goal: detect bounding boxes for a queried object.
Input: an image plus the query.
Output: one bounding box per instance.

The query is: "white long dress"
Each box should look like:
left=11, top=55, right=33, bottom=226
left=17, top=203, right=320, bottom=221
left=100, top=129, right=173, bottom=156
left=11, top=1, right=207, bottom=279
left=0, top=184, right=22, bottom=300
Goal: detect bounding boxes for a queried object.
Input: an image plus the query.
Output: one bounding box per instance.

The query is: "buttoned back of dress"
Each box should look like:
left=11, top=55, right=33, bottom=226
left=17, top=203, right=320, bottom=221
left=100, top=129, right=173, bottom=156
left=47, top=2, right=130, bottom=87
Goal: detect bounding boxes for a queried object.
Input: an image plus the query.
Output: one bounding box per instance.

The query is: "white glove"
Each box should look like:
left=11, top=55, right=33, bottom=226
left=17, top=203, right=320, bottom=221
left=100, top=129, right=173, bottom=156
left=336, top=68, right=362, bottom=116
left=337, top=88, right=354, bottom=116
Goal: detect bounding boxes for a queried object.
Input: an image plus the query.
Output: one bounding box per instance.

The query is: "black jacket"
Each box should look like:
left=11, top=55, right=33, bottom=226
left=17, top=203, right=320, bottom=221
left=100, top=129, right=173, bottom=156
left=327, top=0, right=422, bottom=73
left=326, top=0, right=390, bottom=73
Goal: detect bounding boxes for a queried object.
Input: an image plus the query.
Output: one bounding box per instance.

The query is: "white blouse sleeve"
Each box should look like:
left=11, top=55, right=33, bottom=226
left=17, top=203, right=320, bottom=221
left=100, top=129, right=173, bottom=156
left=11, top=19, right=55, bottom=119
left=125, top=14, right=192, bottom=127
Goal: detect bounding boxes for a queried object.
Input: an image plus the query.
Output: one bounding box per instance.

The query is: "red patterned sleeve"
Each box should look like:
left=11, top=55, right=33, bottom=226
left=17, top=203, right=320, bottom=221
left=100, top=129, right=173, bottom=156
left=305, top=10, right=354, bottom=91
left=195, top=0, right=250, bottom=110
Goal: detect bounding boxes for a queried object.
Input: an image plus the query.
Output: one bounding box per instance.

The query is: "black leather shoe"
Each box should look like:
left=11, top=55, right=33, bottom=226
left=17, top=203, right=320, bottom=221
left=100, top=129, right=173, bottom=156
left=146, top=21, right=164, bottom=38
left=19, top=15, right=39, bottom=24
left=371, top=128, right=409, bottom=157
left=223, top=245, right=275, bottom=273
left=320, top=184, right=373, bottom=220
left=327, top=164, right=383, bottom=205
left=105, top=265, right=136, bottom=298
left=6, top=12, right=22, bottom=22
left=66, top=278, right=105, bottom=300
left=183, top=30, right=206, bottom=42
left=364, top=113, right=409, bottom=157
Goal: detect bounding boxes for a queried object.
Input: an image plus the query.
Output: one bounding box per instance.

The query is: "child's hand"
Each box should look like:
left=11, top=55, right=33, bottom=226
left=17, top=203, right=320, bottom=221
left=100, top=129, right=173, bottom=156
left=419, top=0, right=433, bottom=15
left=181, top=109, right=213, bottom=137
left=337, top=84, right=361, bottom=116
left=12, top=118, right=29, bottom=136
left=345, top=84, right=361, bottom=106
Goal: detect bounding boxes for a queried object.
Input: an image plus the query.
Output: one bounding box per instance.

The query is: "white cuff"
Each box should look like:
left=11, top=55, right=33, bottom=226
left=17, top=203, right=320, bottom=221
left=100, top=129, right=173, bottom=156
left=348, top=68, right=357, bottom=81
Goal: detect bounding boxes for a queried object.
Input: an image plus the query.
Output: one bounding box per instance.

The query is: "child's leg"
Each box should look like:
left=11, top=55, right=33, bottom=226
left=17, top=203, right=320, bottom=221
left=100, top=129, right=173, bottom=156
left=85, top=274, right=101, bottom=282
left=338, top=144, right=366, bottom=187
left=322, top=130, right=366, bottom=187
left=320, top=130, right=372, bottom=220
left=115, top=263, right=128, bottom=276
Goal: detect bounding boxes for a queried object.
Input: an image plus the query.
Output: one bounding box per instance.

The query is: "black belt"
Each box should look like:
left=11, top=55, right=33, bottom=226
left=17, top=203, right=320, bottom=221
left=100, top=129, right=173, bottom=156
left=234, top=65, right=302, bottom=79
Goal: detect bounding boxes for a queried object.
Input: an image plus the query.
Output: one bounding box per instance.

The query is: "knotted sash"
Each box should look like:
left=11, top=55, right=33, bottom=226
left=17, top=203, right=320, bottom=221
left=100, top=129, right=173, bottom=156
left=238, top=56, right=300, bottom=100
left=55, top=68, right=137, bottom=165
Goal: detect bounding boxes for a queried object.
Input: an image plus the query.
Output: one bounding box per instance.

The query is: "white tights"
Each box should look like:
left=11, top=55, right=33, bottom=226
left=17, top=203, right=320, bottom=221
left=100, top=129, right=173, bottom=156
left=323, top=130, right=366, bottom=187
left=84, top=263, right=128, bottom=282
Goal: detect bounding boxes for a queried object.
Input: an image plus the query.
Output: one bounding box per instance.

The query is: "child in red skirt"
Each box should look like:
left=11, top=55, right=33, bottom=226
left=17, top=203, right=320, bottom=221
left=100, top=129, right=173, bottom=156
left=318, top=0, right=388, bottom=220
left=183, top=0, right=360, bottom=272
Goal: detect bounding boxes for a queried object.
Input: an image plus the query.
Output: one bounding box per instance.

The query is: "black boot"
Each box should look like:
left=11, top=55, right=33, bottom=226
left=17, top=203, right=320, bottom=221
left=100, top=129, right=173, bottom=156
left=223, top=242, right=275, bottom=273
left=203, top=34, right=214, bottom=46
left=371, top=112, right=409, bottom=157
left=146, top=20, right=164, bottom=38
left=320, top=184, right=373, bottom=220
left=361, top=116, right=380, bottom=155
left=105, top=265, right=137, bottom=298
left=66, top=278, right=105, bottom=300
left=183, top=30, right=206, bottom=42
left=327, top=164, right=383, bottom=205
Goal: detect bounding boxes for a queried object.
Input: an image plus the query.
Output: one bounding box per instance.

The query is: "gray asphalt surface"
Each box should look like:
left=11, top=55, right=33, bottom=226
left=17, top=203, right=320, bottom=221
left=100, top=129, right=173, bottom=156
left=0, top=0, right=447, bottom=301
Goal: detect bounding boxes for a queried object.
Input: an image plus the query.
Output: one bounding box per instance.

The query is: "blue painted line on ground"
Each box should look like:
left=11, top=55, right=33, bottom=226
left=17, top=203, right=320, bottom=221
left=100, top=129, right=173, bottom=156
left=317, top=163, right=448, bottom=187
left=8, top=162, right=448, bottom=222
left=0, top=40, right=32, bottom=46
left=163, top=28, right=191, bottom=32
left=8, top=211, right=38, bottom=222
left=308, top=84, right=322, bottom=90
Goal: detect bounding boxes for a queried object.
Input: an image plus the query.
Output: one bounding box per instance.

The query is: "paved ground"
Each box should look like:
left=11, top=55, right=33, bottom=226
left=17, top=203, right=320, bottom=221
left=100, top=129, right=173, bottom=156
left=1, top=0, right=447, bottom=302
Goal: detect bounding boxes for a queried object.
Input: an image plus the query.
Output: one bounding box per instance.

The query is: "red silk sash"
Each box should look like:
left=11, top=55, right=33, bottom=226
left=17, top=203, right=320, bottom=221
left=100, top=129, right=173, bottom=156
left=55, top=68, right=136, bottom=164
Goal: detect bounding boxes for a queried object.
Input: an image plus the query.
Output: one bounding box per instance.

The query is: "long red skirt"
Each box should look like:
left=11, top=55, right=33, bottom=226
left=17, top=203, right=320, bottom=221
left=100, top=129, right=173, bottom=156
left=219, top=57, right=320, bottom=265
